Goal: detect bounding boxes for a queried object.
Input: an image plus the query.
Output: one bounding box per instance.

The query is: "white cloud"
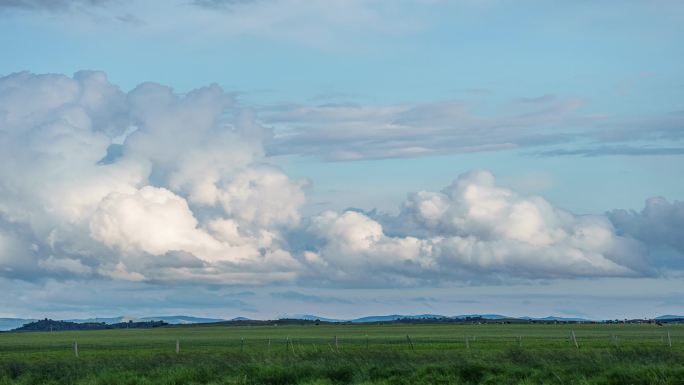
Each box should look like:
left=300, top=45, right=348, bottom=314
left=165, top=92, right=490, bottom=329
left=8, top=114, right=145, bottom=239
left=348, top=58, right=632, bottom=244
left=305, top=170, right=648, bottom=284
left=0, top=70, right=672, bottom=289
left=90, top=186, right=222, bottom=258
left=88, top=185, right=303, bottom=280
left=217, top=166, right=306, bottom=228
left=0, top=71, right=304, bottom=284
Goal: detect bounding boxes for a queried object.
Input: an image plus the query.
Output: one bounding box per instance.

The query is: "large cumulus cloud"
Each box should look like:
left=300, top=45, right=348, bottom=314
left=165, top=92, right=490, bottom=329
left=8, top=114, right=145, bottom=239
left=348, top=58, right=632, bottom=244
left=0, top=71, right=303, bottom=284
left=0, top=71, right=670, bottom=288
left=303, top=170, right=649, bottom=284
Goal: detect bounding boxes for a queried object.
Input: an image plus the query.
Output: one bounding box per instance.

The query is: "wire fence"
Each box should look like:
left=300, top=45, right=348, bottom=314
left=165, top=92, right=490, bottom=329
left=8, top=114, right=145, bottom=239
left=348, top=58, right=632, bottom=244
left=0, top=331, right=679, bottom=357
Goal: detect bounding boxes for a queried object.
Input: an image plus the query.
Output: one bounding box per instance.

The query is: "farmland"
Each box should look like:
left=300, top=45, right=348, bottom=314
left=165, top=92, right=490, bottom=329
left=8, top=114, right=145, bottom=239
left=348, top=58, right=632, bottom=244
left=0, top=323, right=683, bottom=384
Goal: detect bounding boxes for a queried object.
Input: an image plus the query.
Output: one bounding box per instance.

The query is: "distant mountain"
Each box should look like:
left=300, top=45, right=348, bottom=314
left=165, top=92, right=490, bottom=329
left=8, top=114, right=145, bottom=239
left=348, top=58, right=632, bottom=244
left=282, top=314, right=344, bottom=323
left=9, top=314, right=674, bottom=330
left=519, top=316, right=590, bottom=322
left=655, top=315, right=684, bottom=320
left=350, top=314, right=404, bottom=323
left=0, top=318, right=37, bottom=332
left=140, top=316, right=225, bottom=324
left=65, top=316, right=131, bottom=324
left=452, top=314, right=508, bottom=320
left=283, top=314, right=449, bottom=323
left=65, top=315, right=225, bottom=325
left=401, top=314, right=449, bottom=320
left=352, top=314, right=448, bottom=323
left=283, top=313, right=596, bottom=323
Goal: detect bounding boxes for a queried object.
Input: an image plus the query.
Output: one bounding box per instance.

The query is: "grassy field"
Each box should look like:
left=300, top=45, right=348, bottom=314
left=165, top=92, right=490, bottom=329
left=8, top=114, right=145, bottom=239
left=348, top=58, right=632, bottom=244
left=0, top=323, right=683, bottom=384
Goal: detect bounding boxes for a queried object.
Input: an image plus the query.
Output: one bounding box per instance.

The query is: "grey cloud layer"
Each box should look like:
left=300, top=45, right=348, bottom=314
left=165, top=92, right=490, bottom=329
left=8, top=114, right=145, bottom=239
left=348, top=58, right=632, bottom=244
left=265, top=98, right=582, bottom=160
left=4, top=276, right=682, bottom=320
left=0, top=72, right=678, bottom=288
left=608, top=197, right=684, bottom=255
left=536, top=146, right=684, bottom=157
left=265, top=98, right=684, bottom=161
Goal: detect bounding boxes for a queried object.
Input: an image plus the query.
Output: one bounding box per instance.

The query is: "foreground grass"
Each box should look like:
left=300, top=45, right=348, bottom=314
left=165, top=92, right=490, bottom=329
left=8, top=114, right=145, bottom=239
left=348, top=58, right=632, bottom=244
left=1, top=324, right=682, bottom=384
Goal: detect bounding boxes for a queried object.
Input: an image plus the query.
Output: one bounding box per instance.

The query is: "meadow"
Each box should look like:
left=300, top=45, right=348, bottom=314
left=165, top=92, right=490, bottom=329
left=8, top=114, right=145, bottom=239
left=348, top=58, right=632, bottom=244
left=0, top=322, right=682, bottom=384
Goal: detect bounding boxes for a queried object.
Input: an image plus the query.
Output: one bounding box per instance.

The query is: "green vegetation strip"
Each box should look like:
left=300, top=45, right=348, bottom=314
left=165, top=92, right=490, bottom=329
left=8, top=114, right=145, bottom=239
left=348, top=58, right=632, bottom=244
left=1, top=324, right=683, bottom=384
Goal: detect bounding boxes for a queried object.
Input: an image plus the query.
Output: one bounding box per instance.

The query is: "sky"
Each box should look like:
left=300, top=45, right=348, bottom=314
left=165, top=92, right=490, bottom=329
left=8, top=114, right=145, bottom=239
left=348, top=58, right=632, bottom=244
left=0, top=0, right=683, bottom=321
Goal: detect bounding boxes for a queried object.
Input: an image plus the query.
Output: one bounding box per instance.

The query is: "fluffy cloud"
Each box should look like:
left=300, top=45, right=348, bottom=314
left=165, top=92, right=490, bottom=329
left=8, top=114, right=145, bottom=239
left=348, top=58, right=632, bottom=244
left=0, top=71, right=303, bottom=284
left=216, top=166, right=306, bottom=228
left=304, top=170, right=648, bottom=284
left=90, top=186, right=222, bottom=258
left=0, top=70, right=674, bottom=288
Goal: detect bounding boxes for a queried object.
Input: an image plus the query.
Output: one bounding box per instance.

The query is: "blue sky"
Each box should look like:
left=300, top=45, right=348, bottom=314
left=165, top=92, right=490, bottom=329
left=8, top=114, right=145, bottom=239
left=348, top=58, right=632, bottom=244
left=0, top=0, right=683, bottom=320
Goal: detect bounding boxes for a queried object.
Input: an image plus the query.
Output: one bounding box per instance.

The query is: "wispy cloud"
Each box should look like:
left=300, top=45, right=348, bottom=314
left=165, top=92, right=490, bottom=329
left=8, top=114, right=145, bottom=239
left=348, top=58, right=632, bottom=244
left=264, top=95, right=684, bottom=161
left=266, top=96, right=592, bottom=161
left=0, top=0, right=110, bottom=11
left=535, top=146, right=684, bottom=157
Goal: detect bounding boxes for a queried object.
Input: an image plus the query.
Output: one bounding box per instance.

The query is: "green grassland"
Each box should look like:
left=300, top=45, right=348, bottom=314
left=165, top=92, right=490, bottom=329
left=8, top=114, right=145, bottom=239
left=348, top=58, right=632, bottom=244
left=1, top=323, right=683, bottom=384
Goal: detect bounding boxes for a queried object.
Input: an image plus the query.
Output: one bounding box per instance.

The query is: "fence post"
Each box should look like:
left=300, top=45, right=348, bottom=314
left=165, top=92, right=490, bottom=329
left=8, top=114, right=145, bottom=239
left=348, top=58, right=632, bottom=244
left=668, top=331, right=672, bottom=348
left=176, top=339, right=180, bottom=354
left=464, top=336, right=469, bottom=349
left=74, top=341, right=79, bottom=358
left=571, top=331, right=578, bottom=349
left=334, top=335, right=339, bottom=352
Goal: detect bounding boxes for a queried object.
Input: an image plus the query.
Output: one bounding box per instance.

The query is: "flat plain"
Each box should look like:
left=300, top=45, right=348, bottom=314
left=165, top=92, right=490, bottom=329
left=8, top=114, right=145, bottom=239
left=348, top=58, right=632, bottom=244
left=0, top=323, right=682, bottom=384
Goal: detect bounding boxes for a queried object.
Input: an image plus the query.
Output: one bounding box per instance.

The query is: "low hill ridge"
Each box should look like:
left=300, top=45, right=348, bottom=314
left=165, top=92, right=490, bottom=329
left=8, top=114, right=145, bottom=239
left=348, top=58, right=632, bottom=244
left=13, top=318, right=167, bottom=332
